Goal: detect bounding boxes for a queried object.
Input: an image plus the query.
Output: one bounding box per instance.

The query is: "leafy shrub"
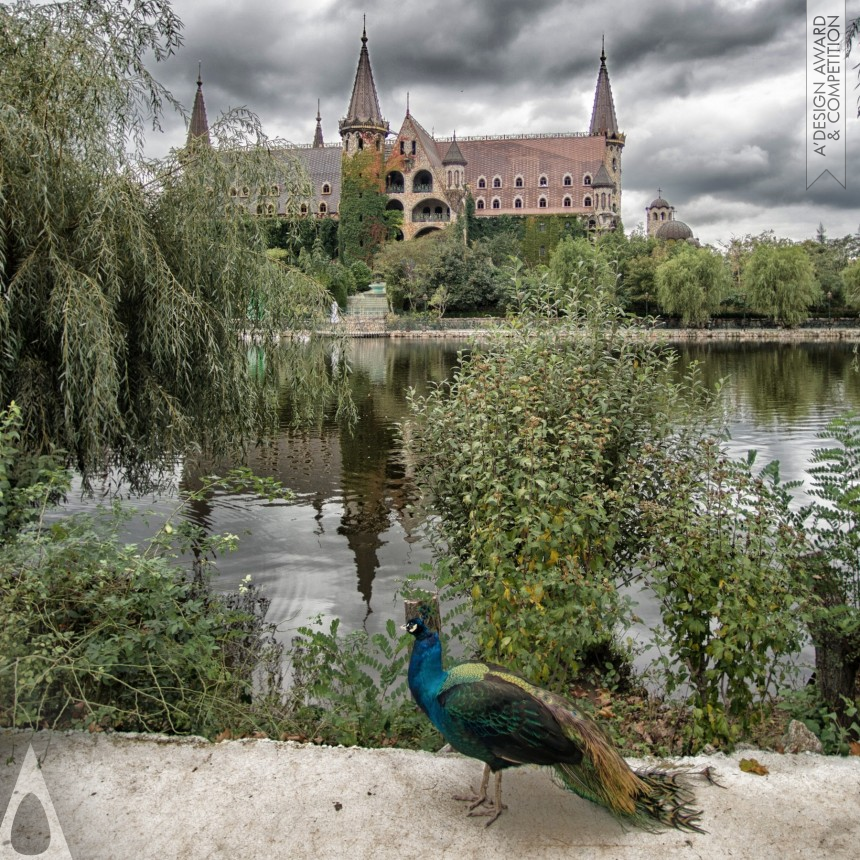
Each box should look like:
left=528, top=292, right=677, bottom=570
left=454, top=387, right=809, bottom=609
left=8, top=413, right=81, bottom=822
left=628, top=442, right=806, bottom=749
left=288, top=617, right=440, bottom=749
left=405, top=303, right=706, bottom=690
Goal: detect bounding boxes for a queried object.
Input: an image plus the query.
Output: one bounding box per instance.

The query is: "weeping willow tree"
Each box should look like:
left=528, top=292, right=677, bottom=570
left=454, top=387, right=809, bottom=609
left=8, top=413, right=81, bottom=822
left=0, top=0, right=338, bottom=487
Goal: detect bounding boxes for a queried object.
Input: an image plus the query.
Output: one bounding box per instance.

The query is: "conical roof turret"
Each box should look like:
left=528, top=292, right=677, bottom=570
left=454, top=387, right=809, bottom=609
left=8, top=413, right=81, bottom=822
left=313, top=100, right=324, bottom=148
left=187, top=64, right=211, bottom=147
left=339, top=21, right=388, bottom=135
left=442, top=133, right=467, bottom=165
left=589, top=41, right=619, bottom=137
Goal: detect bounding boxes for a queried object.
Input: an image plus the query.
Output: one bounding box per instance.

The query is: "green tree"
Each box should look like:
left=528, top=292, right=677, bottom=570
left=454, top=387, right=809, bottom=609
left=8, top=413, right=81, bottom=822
left=742, top=244, right=821, bottom=326
left=0, top=0, right=332, bottom=486
left=655, top=245, right=729, bottom=326
left=547, top=236, right=617, bottom=309
left=842, top=259, right=860, bottom=309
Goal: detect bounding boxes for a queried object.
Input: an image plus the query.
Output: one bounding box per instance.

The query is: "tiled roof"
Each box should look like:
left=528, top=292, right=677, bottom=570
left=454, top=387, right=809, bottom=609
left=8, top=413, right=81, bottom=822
left=437, top=134, right=610, bottom=214
left=275, top=145, right=343, bottom=214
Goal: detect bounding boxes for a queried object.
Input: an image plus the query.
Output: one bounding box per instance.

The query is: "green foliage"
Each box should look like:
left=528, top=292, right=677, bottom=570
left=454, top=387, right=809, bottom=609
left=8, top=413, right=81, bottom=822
left=548, top=236, right=618, bottom=307
left=780, top=687, right=860, bottom=754
left=288, top=617, right=440, bottom=749
left=842, top=258, right=860, bottom=308
left=0, top=0, right=332, bottom=487
left=742, top=244, right=821, bottom=326
left=798, top=412, right=860, bottom=724
left=521, top=215, right=586, bottom=265
left=350, top=260, right=374, bottom=292
left=0, top=457, right=294, bottom=735
left=655, top=245, right=730, bottom=326
left=405, top=303, right=706, bottom=689
left=373, top=228, right=503, bottom=312
left=338, top=149, right=392, bottom=265
left=629, top=442, right=805, bottom=749
left=263, top=215, right=339, bottom=262
left=0, top=403, right=70, bottom=541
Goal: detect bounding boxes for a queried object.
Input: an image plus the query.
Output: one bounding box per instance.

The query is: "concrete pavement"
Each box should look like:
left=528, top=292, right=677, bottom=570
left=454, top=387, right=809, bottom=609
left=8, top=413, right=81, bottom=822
left=1, top=730, right=858, bottom=859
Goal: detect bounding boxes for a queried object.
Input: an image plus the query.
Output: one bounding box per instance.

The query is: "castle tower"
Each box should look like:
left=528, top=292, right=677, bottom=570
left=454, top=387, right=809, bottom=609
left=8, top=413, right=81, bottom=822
left=442, top=133, right=467, bottom=190
left=645, top=190, right=674, bottom=237
left=186, top=64, right=211, bottom=148
left=312, top=100, right=324, bottom=148
left=589, top=41, right=624, bottom=227
left=339, top=22, right=389, bottom=156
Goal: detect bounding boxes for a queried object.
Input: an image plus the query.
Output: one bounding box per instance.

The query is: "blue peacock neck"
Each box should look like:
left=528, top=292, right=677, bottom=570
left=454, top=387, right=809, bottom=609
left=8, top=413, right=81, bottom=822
left=407, top=629, right=447, bottom=715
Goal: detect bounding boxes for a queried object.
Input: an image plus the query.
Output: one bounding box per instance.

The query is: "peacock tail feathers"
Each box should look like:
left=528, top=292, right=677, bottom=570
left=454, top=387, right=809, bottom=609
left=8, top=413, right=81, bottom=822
left=553, top=760, right=704, bottom=833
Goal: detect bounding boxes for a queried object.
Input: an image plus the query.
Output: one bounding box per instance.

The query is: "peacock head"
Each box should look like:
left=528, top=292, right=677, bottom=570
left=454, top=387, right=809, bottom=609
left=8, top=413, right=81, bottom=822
left=403, top=617, right=432, bottom=639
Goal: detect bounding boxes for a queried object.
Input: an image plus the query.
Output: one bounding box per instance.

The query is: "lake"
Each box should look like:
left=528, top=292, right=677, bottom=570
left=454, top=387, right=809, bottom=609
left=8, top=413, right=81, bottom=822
left=67, top=336, right=860, bottom=659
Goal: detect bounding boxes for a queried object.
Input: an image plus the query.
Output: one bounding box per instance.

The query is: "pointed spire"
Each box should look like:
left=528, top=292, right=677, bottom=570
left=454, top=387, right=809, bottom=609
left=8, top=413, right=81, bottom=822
left=340, top=20, right=387, bottom=132
left=187, top=62, right=211, bottom=147
left=589, top=41, right=619, bottom=137
left=313, top=99, right=324, bottom=147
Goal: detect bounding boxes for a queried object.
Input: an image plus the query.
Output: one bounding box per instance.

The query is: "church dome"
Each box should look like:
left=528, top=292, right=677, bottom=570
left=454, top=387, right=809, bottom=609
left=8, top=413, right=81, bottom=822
left=655, top=220, right=694, bottom=241
left=649, top=196, right=671, bottom=209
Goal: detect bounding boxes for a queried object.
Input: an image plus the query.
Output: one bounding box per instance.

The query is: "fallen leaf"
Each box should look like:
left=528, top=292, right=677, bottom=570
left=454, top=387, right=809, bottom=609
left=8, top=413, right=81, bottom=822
left=215, top=729, right=233, bottom=742
left=739, top=757, right=769, bottom=776
left=849, top=741, right=860, bottom=757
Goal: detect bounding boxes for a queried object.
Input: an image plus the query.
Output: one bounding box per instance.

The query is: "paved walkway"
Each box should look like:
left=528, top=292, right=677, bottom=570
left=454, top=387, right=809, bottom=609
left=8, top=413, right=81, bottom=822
left=1, top=731, right=858, bottom=859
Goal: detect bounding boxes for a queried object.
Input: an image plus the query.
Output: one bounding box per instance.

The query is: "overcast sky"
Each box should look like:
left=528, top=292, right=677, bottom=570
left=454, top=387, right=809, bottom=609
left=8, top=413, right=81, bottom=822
left=148, top=0, right=859, bottom=247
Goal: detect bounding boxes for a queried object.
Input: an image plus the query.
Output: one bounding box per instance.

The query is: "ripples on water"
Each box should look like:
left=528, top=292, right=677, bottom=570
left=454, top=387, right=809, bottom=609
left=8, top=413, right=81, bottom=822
left=62, top=338, right=860, bottom=662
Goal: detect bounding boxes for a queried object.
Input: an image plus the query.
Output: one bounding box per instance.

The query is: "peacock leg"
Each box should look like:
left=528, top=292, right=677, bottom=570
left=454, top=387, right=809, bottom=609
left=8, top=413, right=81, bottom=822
left=453, top=763, right=491, bottom=809
left=467, top=771, right=507, bottom=827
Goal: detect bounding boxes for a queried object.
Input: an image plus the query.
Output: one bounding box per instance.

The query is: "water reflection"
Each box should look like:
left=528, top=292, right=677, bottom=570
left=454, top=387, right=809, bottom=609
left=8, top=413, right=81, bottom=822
left=61, top=337, right=860, bottom=647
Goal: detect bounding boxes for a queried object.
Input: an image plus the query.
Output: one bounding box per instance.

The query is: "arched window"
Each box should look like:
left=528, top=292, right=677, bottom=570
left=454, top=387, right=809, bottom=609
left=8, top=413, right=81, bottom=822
left=358, top=137, right=364, bottom=150
left=255, top=204, right=264, bottom=215
left=661, top=212, right=666, bottom=220
left=584, top=196, right=592, bottom=207
left=322, top=183, right=331, bottom=195
left=271, top=185, right=279, bottom=196
left=583, top=175, right=592, bottom=186
left=492, top=175, right=502, bottom=188
left=241, top=186, right=249, bottom=197
left=400, top=140, right=405, bottom=154
left=477, top=176, right=487, bottom=189
left=600, top=193, right=606, bottom=208
left=652, top=212, right=658, bottom=220
left=563, top=174, right=572, bottom=186
left=319, top=202, right=327, bottom=214
left=538, top=175, right=548, bottom=187
left=514, top=175, right=523, bottom=188
left=491, top=197, right=501, bottom=209
left=612, top=158, right=617, bottom=171
left=476, top=198, right=485, bottom=210
left=266, top=203, right=276, bottom=215
left=563, top=196, right=572, bottom=207
left=514, top=197, right=523, bottom=209
left=300, top=203, right=308, bottom=215
left=411, top=140, right=416, bottom=155
left=229, top=187, right=238, bottom=197
left=538, top=196, right=547, bottom=208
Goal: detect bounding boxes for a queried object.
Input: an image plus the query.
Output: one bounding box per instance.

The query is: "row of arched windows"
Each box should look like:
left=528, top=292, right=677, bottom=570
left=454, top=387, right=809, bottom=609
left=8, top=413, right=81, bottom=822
left=254, top=201, right=330, bottom=216
left=232, top=183, right=331, bottom=197
left=476, top=173, right=589, bottom=190
left=474, top=195, right=595, bottom=210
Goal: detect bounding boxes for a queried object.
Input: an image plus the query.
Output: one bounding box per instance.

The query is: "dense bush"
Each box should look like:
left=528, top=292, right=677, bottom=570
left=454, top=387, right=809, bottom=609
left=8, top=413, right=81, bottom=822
left=405, top=301, right=708, bottom=689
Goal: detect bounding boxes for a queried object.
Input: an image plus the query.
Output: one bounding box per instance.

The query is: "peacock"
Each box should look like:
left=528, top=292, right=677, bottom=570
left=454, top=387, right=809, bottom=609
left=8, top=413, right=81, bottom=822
left=404, top=616, right=703, bottom=831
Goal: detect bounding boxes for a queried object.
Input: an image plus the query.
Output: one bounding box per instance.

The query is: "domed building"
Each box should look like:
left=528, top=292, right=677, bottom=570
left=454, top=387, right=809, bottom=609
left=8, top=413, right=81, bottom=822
left=646, top=190, right=697, bottom=243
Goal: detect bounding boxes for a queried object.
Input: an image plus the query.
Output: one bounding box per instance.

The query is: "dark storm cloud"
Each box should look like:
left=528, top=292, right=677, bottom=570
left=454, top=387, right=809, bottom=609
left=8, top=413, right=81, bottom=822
left=147, top=0, right=860, bottom=243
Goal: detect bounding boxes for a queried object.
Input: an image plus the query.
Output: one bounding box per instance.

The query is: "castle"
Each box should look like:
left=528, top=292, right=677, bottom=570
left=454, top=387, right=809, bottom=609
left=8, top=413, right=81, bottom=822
left=189, top=25, right=625, bottom=243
